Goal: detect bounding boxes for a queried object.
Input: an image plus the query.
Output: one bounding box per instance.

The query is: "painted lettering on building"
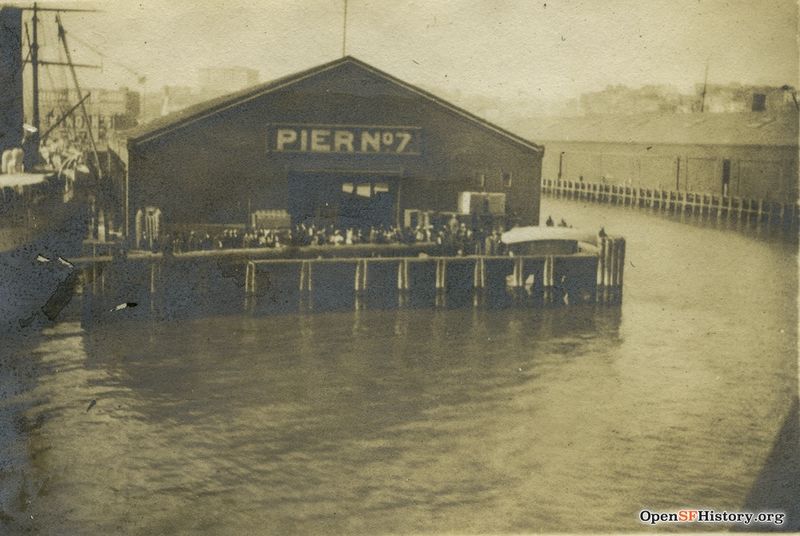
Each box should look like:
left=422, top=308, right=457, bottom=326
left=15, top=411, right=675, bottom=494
left=268, top=124, right=422, bottom=155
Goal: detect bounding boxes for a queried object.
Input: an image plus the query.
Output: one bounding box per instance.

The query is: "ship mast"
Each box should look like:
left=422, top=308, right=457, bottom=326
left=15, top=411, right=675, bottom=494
left=21, top=4, right=100, bottom=172
left=56, top=14, right=102, bottom=179
left=30, top=3, right=39, bottom=136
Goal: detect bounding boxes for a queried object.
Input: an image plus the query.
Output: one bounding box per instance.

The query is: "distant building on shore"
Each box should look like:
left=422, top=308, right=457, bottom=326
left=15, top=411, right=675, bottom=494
left=198, top=66, right=259, bottom=95
left=155, top=85, right=197, bottom=117
left=579, top=85, right=695, bottom=115
left=577, top=83, right=798, bottom=116
left=695, top=84, right=798, bottom=113
left=516, top=111, right=798, bottom=203
left=140, top=67, right=261, bottom=122
left=35, top=87, right=140, bottom=148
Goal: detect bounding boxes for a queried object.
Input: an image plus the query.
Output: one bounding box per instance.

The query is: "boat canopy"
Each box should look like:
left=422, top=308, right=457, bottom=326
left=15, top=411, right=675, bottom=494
left=501, top=226, right=600, bottom=246
left=0, top=173, right=49, bottom=188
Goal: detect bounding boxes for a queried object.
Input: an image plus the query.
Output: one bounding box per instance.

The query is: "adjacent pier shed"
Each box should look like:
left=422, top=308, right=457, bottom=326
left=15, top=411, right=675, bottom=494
left=113, top=56, right=544, bottom=240
left=517, top=112, right=798, bottom=203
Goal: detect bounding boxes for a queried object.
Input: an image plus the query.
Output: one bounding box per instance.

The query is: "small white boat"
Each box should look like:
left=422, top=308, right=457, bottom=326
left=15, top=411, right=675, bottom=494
left=500, top=226, right=601, bottom=255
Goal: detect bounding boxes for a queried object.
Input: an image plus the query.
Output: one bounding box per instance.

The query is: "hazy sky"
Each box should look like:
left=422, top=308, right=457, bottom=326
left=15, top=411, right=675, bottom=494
left=28, top=0, right=800, bottom=100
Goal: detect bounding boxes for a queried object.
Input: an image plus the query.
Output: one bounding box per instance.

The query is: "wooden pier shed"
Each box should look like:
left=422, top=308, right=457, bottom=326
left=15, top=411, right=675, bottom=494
left=113, top=56, right=544, bottom=241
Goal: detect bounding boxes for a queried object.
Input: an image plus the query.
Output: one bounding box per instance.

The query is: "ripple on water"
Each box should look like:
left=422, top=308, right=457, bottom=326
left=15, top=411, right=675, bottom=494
left=1, top=200, right=796, bottom=534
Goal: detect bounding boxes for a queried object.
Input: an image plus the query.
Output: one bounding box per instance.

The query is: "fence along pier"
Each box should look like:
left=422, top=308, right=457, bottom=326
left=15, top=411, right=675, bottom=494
left=542, top=179, right=799, bottom=235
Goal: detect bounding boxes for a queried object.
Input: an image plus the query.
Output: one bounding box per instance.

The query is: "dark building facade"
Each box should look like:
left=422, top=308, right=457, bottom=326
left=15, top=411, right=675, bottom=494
left=116, top=57, right=543, bottom=238
left=0, top=7, right=23, bottom=155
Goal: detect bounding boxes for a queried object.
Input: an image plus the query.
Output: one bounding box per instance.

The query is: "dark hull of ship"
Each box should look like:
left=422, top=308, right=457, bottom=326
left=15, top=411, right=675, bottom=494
left=0, top=198, right=87, bottom=334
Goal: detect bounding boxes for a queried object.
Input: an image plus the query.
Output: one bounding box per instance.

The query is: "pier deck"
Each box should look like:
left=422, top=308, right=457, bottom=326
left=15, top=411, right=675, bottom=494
left=77, top=237, right=625, bottom=323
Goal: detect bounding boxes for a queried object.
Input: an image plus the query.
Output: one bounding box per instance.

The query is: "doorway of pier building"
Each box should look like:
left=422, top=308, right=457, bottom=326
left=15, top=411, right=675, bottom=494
left=287, top=172, right=399, bottom=229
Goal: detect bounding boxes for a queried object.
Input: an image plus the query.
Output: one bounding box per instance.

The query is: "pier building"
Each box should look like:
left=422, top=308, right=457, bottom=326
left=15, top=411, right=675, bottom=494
left=517, top=112, right=798, bottom=204
left=112, top=56, right=544, bottom=242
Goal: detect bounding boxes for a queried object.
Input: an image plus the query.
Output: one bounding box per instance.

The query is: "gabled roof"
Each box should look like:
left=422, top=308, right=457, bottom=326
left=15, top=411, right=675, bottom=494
left=124, top=56, right=543, bottom=152
left=512, top=112, right=798, bottom=147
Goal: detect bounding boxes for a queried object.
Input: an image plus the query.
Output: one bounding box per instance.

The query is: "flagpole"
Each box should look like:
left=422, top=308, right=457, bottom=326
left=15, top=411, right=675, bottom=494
left=700, top=57, right=710, bottom=113
left=341, top=0, right=348, bottom=57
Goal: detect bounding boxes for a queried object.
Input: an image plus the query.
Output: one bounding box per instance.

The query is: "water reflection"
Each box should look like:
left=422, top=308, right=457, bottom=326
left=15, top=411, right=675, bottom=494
left=1, top=198, right=795, bottom=534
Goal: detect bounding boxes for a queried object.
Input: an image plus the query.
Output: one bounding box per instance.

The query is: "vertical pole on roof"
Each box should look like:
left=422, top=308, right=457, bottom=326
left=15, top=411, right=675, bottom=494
left=700, top=57, right=710, bottom=113
left=341, top=0, right=348, bottom=57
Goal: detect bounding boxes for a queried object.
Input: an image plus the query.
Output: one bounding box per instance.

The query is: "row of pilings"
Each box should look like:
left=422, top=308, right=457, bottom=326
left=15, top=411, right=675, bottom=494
left=543, top=179, right=799, bottom=236
left=77, top=240, right=625, bottom=323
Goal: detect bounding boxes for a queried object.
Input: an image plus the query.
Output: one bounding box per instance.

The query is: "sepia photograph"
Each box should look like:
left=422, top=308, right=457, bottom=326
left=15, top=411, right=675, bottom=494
left=0, top=0, right=797, bottom=533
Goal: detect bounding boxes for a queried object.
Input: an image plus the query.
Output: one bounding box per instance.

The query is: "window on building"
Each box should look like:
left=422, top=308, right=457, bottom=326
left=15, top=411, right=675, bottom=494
left=356, top=184, right=371, bottom=198
left=752, top=93, right=766, bottom=112
left=502, top=171, right=513, bottom=188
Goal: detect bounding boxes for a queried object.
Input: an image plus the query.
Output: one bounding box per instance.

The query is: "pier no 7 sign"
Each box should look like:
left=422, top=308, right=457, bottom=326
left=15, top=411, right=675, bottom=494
left=267, top=124, right=422, bottom=155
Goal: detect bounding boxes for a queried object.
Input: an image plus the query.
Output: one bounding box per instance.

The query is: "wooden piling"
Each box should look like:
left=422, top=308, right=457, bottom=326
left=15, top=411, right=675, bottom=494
left=621, top=240, right=626, bottom=296
left=300, top=260, right=312, bottom=291
left=542, top=177, right=793, bottom=236
left=597, top=236, right=606, bottom=288
left=435, top=290, right=446, bottom=308
left=604, top=239, right=615, bottom=304
left=543, top=256, right=555, bottom=303
left=397, top=259, right=409, bottom=290
left=435, top=259, right=446, bottom=290
left=599, top=237, right=608, bottom=303
left=149, top=262, right=159, bottom=295
left=473, top=257, right=485, bottom=289
left=354, top=259, right=368, bottom=292
left=245, top=261, right=255, bottom=294
left=82, top=246, right=630, bottom=325
left=618, top=239, right=624, bottom=283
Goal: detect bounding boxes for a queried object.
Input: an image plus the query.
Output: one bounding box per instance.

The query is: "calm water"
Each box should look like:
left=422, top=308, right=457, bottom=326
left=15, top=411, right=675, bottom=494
left=1, top=199, right=797, bottom=534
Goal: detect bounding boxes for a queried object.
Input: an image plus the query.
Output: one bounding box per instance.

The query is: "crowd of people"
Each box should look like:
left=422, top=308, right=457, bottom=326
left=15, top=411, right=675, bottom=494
left=151, top=216, right=510, bottom=256
left=144, top=214, right=580, bottom=256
